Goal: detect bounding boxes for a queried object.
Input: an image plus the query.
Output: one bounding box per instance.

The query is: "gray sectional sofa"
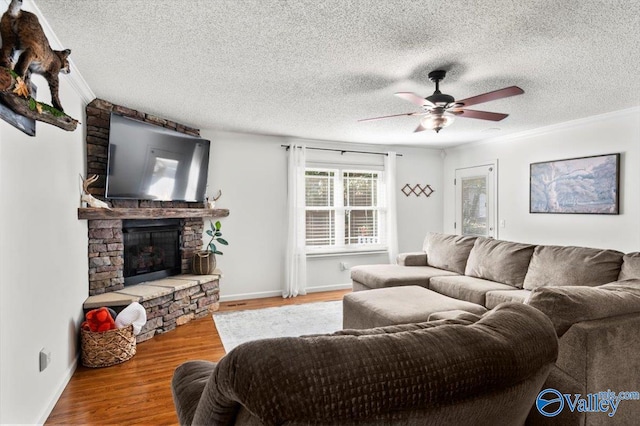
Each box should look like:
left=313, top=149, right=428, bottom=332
left=173, top=303, right=558, bottom=425
left=348, top=233, right=640, bottom=425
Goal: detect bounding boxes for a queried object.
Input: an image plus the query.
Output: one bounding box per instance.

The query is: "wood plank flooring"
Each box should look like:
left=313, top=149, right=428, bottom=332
left=46, top=289, right=349, bottom=425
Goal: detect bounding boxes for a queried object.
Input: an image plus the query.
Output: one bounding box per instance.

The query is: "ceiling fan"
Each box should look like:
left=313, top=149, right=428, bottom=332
left=359, top=70, right=524, bottom=133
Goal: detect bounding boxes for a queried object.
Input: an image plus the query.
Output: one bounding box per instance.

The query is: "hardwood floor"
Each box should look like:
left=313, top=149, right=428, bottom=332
left=46, top=289, right=349, bottom=425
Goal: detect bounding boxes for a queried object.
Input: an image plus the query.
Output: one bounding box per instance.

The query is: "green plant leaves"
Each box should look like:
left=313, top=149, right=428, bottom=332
left=206, top=220, right=228, bottom=255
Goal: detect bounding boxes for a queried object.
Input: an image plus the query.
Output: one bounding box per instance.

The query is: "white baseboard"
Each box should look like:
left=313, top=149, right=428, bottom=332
left=38, top=355, right=78, bottom=425
left=306, top=283, right=352, bottom=293
left=219, top=289, right=284, bottom=302
left=219, top=283, right=352, bottom=302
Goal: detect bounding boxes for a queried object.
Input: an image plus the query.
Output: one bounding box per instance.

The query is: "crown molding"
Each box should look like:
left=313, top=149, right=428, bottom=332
left=25, top=0, right=95, bottom=104
left=454, top=106, right=640, bottom=151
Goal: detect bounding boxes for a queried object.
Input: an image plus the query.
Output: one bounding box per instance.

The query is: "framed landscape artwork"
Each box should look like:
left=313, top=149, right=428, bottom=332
left=530, top=153, right=620, bottom=214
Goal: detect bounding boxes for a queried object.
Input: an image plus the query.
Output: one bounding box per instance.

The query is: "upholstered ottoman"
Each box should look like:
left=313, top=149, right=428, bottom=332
left=343, top=285, right=488, bottom=329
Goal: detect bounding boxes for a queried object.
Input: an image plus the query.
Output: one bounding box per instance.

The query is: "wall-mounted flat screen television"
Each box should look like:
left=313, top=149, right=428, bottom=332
left=106, top=114, right=210, bottom=202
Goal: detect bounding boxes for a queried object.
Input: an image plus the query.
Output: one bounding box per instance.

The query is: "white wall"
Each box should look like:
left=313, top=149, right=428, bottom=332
left=442, top=108, right=640, bottom=252
left=201, top=130, right=443, bottom=300
left=0, top=2, right=90, bottom=422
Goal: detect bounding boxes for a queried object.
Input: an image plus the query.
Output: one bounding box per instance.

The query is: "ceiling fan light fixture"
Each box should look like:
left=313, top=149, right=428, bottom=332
left=421, top=114, right=455, bottom=133
left=360, top=69, right=524, bottom=134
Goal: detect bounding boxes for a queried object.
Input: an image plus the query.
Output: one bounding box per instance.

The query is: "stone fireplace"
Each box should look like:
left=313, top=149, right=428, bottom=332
left=81, top=99, right=228, bottom=342
left=88, top=218, right=203, bottom=295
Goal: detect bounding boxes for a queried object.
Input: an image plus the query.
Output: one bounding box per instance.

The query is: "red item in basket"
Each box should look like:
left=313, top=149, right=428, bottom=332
left=82, top=307, right=116, bottom=332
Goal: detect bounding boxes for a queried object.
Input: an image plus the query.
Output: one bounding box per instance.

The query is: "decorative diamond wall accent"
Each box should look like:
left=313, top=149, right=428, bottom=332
left=401, top=184, right=435, bottom=197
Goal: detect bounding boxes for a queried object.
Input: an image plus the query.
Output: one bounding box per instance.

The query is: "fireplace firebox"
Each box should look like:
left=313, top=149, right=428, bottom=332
left=122, top=219, right=181, bottom=286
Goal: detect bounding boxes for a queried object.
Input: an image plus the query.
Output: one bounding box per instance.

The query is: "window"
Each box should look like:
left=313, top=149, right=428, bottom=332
left=305, top=167, right=386, bottom=253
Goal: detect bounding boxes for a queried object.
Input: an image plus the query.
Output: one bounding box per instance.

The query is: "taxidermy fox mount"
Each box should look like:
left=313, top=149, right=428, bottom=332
left=0, top=0, right=71, bottom=112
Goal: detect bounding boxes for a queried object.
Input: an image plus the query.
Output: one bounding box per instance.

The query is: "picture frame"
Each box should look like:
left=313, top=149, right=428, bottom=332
left=530, top=153, right=620, bottom=215
left=0, top=82, right=37, bottom=136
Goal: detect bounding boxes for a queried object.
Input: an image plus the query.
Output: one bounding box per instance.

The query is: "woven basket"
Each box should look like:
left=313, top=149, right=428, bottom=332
left=81, top=324, right=136, bottom=368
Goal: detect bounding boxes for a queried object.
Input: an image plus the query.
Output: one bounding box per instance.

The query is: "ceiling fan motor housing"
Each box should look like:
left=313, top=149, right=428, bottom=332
left=426, top=70, right=455, bottom=105
left=426, top=92, right=455, bottom=106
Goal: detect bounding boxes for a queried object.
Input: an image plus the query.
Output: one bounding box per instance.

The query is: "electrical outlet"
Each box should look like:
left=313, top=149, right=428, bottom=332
left=500, top=219, right=506, bottom=228
left=39, top=348, right=51, bottom=372
left=339, top=262, right=350, bottom=271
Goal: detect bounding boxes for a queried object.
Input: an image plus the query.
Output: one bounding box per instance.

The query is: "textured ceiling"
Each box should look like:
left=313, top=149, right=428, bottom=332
left=35, top=0, right=640, bottom=147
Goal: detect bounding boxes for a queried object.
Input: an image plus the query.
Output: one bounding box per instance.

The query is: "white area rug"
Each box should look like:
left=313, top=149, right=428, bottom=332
left=213, top=301, right=342, bottom=353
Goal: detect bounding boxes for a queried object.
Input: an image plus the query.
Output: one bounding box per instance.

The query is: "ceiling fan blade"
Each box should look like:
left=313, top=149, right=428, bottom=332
left=455, top=86, right=524, bottom=108
left=454, top=109, right=509, bottom=121
left=358, top=112, right=422, bottom=122
left=395, top=92, right=435, bottom=107
left=413, top=123, right=427, bottom=133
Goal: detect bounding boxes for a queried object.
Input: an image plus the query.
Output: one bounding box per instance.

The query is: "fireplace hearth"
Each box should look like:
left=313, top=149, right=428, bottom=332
left=122, top=219, right=181, bottom=286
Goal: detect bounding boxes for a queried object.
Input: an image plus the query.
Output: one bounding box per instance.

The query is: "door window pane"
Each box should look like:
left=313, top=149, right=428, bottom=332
left=461, top=176, right=487, bottom=236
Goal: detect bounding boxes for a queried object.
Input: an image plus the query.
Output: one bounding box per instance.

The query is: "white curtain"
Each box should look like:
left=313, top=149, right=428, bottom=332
left=284, top=145, right=307, bottom=298
left=385, top=152, right=399, bottom=264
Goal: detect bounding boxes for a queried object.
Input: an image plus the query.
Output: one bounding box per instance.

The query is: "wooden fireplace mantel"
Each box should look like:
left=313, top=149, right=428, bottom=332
left=77, top=207, right=230, bottom=220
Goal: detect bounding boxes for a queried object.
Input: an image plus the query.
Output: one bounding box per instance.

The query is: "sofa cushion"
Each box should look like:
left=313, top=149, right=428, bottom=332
left=523, top=245, right=624, bottom=290
left=343, top=286, right=487, bottom=329
left=464, top=238, right=535, bottom=288
left=526, top=279, right=640, bottom=336
left=350, top=264, right=458, bottom=290
left=422, top=233, right=477, bottom=274
left=428, top=310, right=483, bottom=321
left=485, top=289, right=532, bottom=309
left=620, top=252, right=640, bottom=280
left=429, top=276, right=516, bottom=306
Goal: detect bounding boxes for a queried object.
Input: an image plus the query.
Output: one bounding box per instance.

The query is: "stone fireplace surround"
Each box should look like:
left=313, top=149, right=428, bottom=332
left=87, top=218, right=203, bottom=295
left=81, top=99, right=224, bottom=342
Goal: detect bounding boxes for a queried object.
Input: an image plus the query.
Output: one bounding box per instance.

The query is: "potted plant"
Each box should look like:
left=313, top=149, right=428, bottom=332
left=192, top=220, right=228, bottom=275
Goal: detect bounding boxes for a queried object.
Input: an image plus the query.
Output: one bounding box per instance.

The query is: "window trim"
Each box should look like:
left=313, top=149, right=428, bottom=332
left=304, top=166, right=387, bottom=255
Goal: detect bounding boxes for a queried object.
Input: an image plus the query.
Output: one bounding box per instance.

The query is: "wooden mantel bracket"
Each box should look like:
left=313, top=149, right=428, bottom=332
left=0, top=68, right=79, bottom=132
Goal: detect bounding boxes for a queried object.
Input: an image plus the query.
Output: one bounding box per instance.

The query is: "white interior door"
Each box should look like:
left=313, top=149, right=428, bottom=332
left=455, top=163, right=497, bottom=238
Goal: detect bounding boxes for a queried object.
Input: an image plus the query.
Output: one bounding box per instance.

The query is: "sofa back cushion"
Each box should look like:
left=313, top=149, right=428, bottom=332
left=465, top=238, right=535, bottom=288
left=422, top=233, right=477, bottom=274
left=523, top=245, right=624, bottom=290
left=620, top=252, right=640, bottom=280
left=526, top=280, right=640, bottom=336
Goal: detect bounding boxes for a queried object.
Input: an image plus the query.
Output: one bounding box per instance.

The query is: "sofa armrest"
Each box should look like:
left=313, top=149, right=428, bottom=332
left=172, top=360, right=218, bottom=425
left=555, top=313, right=640, bottom=422
left=396, top=251, right=427, bottom=266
